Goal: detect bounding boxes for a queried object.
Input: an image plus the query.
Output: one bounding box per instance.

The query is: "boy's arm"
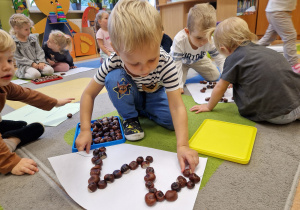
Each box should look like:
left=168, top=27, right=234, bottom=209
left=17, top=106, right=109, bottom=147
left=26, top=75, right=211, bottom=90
left=166, top=89, right=199, bottom=173
left=190, top=79, right=230, bottom=113
left=76, top=79, right=104, bottom=153
left=0, top=136, right=21, bottom=174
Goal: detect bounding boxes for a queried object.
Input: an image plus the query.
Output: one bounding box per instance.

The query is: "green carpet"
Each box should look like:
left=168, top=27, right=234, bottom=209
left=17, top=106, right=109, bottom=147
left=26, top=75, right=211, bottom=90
left=64, top=95, right=256, bottom=190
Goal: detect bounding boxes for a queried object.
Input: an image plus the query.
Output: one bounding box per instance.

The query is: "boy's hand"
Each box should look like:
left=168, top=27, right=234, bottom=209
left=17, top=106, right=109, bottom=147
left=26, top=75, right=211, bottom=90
left=190, top=104, right=211, bottom=114
left=76, top=131, right=92, bottom=153
left=55, top=98, right=75, bottom=107
left=11, top=158, right=39, bottom=175
left=70, top=66, right=77, bottom=69
left=32, top=63, right=39, bottom=69
left=38, top=62, right=46, bottom=70
left=177, top=145, right=199, bottom=173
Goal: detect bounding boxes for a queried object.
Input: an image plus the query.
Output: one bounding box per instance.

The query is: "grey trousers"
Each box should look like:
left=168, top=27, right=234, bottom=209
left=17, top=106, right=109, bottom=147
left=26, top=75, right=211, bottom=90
left=258, top=11, right=298, bottom=66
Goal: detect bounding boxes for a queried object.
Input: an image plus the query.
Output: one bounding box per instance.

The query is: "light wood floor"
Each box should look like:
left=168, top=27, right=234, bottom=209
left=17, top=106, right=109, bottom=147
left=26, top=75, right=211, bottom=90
left=76, top=47, right=300, bottom=210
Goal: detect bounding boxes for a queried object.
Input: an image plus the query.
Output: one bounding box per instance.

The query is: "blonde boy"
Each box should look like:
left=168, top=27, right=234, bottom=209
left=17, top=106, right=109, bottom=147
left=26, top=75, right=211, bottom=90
left=170, top=3, right=225, bottom=93
left=75, top=0, right=199, bottom=172
left=0, top=29, right=74, bottom=175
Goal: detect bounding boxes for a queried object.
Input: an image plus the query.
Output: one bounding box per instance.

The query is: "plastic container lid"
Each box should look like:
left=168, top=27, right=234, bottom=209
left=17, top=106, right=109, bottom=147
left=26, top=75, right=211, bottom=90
left=189, top=119, right=257, bottom=164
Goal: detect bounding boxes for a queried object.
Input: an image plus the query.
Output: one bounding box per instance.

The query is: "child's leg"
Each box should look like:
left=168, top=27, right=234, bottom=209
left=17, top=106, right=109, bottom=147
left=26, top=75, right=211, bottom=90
left=265, top=11, right=298, bottom=66
left=24, top=67, right=42, bottom=80
left=52, top=62, right=70, bottom=72
left=40, top=64, right=54, bottom=76
left=266, top=105, right=300, bottom=124
left=142, top=87, right=174, bottom=130
left=191, top=56, right=220, bottom=81
left=100, top=52, right=110, bottom=63
left=257, top=17, right=278, bottom=46
left=0, top=120, right=27, bottom=134
left=3, top=137, right=20, bottom=152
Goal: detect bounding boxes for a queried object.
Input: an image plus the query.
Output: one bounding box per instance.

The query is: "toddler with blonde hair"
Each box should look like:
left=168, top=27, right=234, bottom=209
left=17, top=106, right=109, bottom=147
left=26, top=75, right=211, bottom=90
left=9, top=14, right=54, bottom=80
left=42, top=30, right=76, bottom=72
left=190, top=17, right=300, bottom=124
left=170, top=3, right=225, bottom=94
left=76, top=0, right=199, bottom=173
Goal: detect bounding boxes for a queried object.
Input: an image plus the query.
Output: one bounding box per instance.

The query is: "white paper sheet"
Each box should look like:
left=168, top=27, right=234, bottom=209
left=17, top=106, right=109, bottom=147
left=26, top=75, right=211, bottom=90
left=49, top=144, right=207, bottom=210
left=2, top=103, right=80, bottom=126
left=186, top=82, right=234, bottom=104
left=11, top=79, right=30, bottom=85
left=54, top=67, right=95, bottom=77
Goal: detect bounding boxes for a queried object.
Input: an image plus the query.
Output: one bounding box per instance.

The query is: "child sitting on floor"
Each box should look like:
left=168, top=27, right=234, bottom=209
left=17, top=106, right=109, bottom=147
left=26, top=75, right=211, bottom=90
left=0, top=29, right=74, bottom=175
left=190, top=17, right=300, bottom=124
left=95, top=10, right=114, bottom=63
left=42, top=30, right=76, bottom=72
left=76, top=0, right=199, bottom=172
left=9, top=14, right=54, bottom=80
left=170, top=3, right=225, bottom=94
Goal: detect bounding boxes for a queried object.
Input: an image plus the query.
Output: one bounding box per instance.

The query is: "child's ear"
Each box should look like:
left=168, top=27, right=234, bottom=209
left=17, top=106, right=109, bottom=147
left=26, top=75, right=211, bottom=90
left=184, top=28, right=190, bottom=36
left=219, top=46, right=231, bottom=56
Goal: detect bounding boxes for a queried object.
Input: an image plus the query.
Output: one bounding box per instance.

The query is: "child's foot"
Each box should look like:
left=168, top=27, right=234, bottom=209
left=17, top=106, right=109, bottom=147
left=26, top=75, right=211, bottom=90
left=0, top=120, right=27, bottom=133
left=122, top=117, right=144, bottom=141
left=292, top=63, right=300, bottom=73
left=2, top=122, right=45, bottom=147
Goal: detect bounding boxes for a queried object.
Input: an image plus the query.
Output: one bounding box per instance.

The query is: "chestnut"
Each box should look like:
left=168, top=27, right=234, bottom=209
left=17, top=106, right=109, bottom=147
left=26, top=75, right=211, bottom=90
left=171, top=182, right=181, bottom=192
left=145, top=156, right=153, bottom=163
left=183, top=168, right=191, bottom=177
left=88, top=175, right=100, bottom=184
left=136, top=156, right=144, bottom=165
left=145, top=181, right=154, bottom=189
left=97, top=180, right=107, bottom=189
left=187, top=181, right=195, bottom=189
left=121, top=164, right=130, bottom=174
left=177, top=175, right=187, bottom=188
left=67, top=113, right=72, bottom=118
left=113, top=170, right=122, bottom=179
left=91, top=156, right=100, bottom=164
left=93, top=148, right=100, bottom=156
left=94, top=158, right=103, bottom=166
left=88, top=182, right=97, bottom=192
left=165, top=190, right=178, bottom=202
left=189, top=173, right=200, bottom=183
left=128, top=161, right=139, bottom=170
left=104, top=174, right=115, bottom=183
left=146, top=167, right=155, bottom=174
left=98, top=152, right=107, bottom=159
left=149, top=188, right=157, bottom=193
left=141, top=161, right=150, bottom=169
left=155, top=191, right=165, bottom=202
left=144, top=172, right=156, bottom=182
left=90, top=168, right=101, bottom=176
left=98, top=146, right=106, bottom=152
left=145, top=193, right=156, bottom=207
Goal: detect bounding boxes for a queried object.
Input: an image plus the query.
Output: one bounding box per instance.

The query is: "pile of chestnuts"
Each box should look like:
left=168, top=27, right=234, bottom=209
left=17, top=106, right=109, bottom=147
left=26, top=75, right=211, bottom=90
left=32, top=75, right=61, bottom=83
left=87, top=146, right=201, bottom=207
left=90, top=116, right=123, bottom=145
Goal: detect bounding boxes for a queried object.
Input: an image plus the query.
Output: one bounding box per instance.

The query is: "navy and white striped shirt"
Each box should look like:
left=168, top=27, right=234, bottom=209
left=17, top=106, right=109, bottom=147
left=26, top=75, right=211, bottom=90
left=94, top=49, right=179, bottom=93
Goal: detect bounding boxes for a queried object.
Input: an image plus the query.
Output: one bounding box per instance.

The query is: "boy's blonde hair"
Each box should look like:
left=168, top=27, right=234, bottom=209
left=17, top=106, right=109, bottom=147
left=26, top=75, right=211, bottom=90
left=94, top=10, right=109, bottom=32
left=206, top=17, right=257, bottom=52
left=187, top=3, right=216, bottom=33
left=49, top=30, right=72, bottom=52
left=9, top=13, right=34, bottom=35
left=0, top=29, right=16, bottom=52
left=108, top=0, right=162, bottom=53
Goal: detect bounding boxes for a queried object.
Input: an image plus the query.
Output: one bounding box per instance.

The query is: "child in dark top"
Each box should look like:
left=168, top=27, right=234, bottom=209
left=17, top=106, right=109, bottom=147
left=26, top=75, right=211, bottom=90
left=42, top=30, right=76, bottom=72
left=161, top=31, right=173, bottom=53
left=190, top=17, right=300, bottom=124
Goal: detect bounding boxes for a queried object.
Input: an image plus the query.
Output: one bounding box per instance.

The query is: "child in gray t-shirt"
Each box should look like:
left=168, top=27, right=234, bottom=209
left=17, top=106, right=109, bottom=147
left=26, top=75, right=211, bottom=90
left=190, top=17, right=300, bottom=124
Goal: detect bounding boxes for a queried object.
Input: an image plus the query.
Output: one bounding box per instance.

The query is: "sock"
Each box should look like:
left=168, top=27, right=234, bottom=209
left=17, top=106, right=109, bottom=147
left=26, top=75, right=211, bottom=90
left=3, top=139, right=18, bottom=152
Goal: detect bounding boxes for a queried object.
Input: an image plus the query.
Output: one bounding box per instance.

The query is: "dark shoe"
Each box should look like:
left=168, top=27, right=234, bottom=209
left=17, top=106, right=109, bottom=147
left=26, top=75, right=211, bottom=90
left=122, top=117, right=144, bottom=141
left=2, top=122, right=45, bottom=147
left=0, top=120, right=27, bottom=133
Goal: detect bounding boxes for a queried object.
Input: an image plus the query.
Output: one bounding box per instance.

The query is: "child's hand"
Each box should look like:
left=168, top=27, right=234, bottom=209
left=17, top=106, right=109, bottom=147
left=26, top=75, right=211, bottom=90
left=180, top=88, right=184, bottom=94
left=47, top=59, right=55, bottom=66
left=70, top=66, right=77, bottom=69
left=190, top=104, right=211, bottom=114
left=55, top=98, right=75, bottom=107
left=38, top=62, right=46, bottom=70
left=11, top=158, right=39, bottom=175
left=177, top=145, right=199, bottom=173
left=32, top=63, right=39, bottom=69
left=76, top=130, right=92, bottom=153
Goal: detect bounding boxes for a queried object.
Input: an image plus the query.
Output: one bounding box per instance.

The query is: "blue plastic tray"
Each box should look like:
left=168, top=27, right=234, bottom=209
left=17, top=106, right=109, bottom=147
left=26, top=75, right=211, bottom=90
left=72, top=116, right=125, bottom=152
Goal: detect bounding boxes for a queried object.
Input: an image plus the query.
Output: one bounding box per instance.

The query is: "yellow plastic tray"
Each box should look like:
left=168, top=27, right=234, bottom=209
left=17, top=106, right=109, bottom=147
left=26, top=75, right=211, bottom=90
left=189, top=119, right=257, bottom=164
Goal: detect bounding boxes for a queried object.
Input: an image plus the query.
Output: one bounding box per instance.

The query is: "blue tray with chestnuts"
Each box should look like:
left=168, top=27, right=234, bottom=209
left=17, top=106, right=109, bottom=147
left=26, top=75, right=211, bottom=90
left=72, top=116, right=126, bottom=152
